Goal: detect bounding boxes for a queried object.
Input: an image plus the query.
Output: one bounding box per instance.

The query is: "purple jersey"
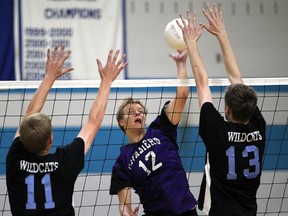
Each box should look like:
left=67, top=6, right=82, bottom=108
left=110, top=102, right=197, bottom=215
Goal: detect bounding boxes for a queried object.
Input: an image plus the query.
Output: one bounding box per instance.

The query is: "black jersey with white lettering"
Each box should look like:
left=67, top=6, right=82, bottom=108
left=6, top=137, right=84, bottom=216
left=198, top=102, right=266, bottom=216
left=110, top=102, right=197, bottom=216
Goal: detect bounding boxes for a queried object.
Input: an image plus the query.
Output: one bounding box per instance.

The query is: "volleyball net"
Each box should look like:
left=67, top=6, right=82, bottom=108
left=0, top=78, right=287, bottom=215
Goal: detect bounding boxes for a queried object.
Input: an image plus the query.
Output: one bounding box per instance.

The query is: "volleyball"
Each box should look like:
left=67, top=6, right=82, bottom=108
left=164, top=18, right=187, bottom=51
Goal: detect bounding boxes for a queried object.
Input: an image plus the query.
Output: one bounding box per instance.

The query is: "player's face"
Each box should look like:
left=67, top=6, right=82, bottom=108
left=120, top=103, right=146, bottom=132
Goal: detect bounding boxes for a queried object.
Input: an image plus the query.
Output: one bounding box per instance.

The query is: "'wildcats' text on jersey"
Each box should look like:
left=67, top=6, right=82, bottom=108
left=20, top=160, right=59, bottom=173
left=228, top=130, right=263, bottom=142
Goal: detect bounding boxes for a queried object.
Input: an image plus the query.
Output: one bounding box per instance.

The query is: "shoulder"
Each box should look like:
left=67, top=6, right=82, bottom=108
left=200, top=101, right=215, bottom=112
left=249, top=106, right=266, bottom=130
left=200, top=102, right=222, bottom=122
left=151, top=101, right=175, bottom=128
left=7, top=137, right=26, bottom=160
left=56, top=137, right=85, bottom=156
left=67, top=137, right=84, bottom=149
left=54, top=137, right=85, bottom=174
left=199, top=102, right=226, bottom=135
left=252, top=106, right=266, bottom=124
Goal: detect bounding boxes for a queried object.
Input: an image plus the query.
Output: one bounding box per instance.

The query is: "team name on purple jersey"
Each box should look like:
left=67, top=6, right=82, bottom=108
left=128, top=137, right=161, bottom=170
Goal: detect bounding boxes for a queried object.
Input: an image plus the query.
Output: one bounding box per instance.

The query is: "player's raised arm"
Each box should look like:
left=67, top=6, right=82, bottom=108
left=15, top=45, right=73, bottom=138
left=177, top=11, right=212, bottom=108
left=77, top=49, right=128, bottom=155
left=201, top=4, right=243, bottom=84
left=165, top=50, right=189, bottom=125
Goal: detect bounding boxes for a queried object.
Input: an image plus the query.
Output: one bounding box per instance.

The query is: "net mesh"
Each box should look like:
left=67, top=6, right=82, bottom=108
left=0, top=78, right=287, bottom=216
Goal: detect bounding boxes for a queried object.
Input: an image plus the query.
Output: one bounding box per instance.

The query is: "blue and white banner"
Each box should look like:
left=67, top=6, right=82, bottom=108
left=14, top=0, right=125, bottom=80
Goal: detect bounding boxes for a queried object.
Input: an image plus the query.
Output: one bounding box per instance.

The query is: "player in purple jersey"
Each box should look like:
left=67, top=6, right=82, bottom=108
left=177, top=4, right=266, bottom=216
left=110, top=50, right=198, bottom=216
left=6, top=45, right=127, bottom=216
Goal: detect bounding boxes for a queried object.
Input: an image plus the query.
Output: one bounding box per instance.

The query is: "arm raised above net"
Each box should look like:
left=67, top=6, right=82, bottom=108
left=77, top=49, right=128, bottom=155
left=177, top=11, right=212, bottom=108
left=165, top=50, right=190, bottom=125
left=15, top=45, right=73, bottom=138
left=201, top=4, right=243, bottom=85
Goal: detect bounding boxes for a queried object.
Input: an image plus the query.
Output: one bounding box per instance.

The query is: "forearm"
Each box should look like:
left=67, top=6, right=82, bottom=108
left=166, top=59, right=189, bottom=125
left=25, top=75, right=55, bottom=116
left=176, top=62, right=189, bottom=98
left=80, top=79, right=112, bottom=154
left=89, top=79, right=112, bottom=126
left=14, top=76, right=56, bottom=138
left=187, top=43, right=209, bottom=88
left=187, top=42, right=212, bottom=107
left=217, top=33, right=243, bottom=84
left=118, top=188, right=132, bottom=216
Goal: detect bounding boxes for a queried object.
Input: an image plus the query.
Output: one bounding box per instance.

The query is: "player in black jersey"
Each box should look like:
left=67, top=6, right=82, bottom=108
left=6, top=45, right=127, bottom=216
left=110, top=50, right=198, bottom=216
left=177, top=4, right=266, bottom=216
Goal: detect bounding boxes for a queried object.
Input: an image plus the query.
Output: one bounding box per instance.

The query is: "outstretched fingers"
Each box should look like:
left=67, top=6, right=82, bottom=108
left=218, top=5, right=223, bottom=19
left=45, top=45, right=73, bottom=79
left=117, top=54, right=128, bottom=72
left=106, top=49, right=121, bottom=65
left=201, top=3, right=225, bottom=36
left=58, top=48, right=71, bottom=68
left=112, top=49, right=120, bottom=65
left=96, top=59, right=103, bottom=71
left=186, top=10, right=192, bottom=26
left=46, top=48, right=51, bottom=62
left=207, top=3, right=216, bottom=19
left=97, top=49, right=128, bottom=82
left=213, top=4, right=219, bottom=17
left=110, top=50, right=128, bottom=72
left=202, top=7, right=212, bottom=23
left=192, top=11, right=197, bottom=28
left=105, top=49, right=114, bottom=66
left=56, top=45, right=65, bottom=61
left=52, top=45, right=58, bottom=60
left=176, top=12, right=191, bottom=31
left=204, top=3, right=222, bottom=20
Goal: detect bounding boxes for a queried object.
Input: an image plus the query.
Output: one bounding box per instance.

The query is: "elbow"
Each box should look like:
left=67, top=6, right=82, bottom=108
left=177, top=87, right=189, bottom=100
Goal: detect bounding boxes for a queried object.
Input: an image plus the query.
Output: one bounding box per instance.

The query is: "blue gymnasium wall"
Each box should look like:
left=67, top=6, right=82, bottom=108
left=1, top=125, right=287, bottom=175
left=0, top=86, right=287, bottom=175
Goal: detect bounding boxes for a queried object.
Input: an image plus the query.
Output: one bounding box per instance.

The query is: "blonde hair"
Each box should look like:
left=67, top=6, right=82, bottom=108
left=116, top=98, right=148, bottom=133
left=19, top=113, right=52, bottom=154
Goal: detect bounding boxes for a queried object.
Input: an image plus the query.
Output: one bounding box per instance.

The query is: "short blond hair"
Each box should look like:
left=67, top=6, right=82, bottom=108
left=19, top=113, right=52, bottom=154
left=116, top=98, right=148, bottom=133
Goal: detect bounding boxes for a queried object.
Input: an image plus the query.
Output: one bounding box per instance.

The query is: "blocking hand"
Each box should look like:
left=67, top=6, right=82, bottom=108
left=45, top=45, right=73, bottom=80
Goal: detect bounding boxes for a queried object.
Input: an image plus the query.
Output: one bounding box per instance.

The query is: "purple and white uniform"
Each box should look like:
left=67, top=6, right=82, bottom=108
left=110, top=102, right=197, bottom=215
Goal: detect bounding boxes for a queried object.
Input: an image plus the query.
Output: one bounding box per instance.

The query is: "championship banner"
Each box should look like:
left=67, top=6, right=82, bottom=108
left=15, top=0, right=125, bottom=80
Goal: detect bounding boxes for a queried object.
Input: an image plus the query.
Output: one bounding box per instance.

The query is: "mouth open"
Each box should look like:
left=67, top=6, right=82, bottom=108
left=135, top=118, right=142, bottom=124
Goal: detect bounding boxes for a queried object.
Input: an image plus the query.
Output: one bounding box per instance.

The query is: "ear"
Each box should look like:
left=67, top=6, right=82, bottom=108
left=225, top=104, right=233, bottom=121
left=225, top=104, right=230, bottom=114
left=48, top=135, right=53, bottom=146
left=119, top=119, right=125, bottom=127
